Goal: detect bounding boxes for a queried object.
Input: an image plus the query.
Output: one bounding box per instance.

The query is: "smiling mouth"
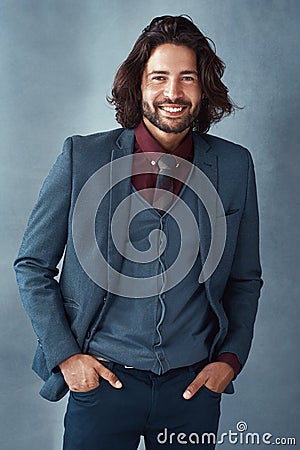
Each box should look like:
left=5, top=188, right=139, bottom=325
left=158, top=105, right=187, bottom=113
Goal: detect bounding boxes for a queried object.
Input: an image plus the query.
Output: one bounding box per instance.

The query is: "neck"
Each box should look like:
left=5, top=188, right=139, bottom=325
left=142, top=118, right=190, bottom=152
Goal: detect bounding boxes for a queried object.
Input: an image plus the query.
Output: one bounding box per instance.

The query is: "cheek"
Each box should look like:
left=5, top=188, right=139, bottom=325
left=142, top=88, right=163, bottom=104
left=190, top=88, right=202, bottom=101
left=190, top=95, right=202, bottom=111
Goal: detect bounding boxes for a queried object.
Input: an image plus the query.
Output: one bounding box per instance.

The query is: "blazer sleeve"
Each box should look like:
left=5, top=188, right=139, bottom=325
left=14, top=137, right=81, bottom=373
left=217, top=149, right=263, bottom=368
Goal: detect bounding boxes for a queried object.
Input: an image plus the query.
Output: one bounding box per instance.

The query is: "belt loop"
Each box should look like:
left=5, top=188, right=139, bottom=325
left=189, top=358, right=209, bottom=373
left=107, top=361, right=115, bottom=371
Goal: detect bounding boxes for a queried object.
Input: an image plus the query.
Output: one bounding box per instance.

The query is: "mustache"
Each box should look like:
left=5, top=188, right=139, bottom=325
left=154, top=98, right=192, bottom=107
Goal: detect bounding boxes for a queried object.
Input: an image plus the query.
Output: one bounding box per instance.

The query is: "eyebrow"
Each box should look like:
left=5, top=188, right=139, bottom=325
left=147, top=70, right=199, bottom=77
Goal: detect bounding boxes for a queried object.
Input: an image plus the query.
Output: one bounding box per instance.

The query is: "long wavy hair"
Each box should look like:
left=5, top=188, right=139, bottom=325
left=108, top=15, right=236, bottom=134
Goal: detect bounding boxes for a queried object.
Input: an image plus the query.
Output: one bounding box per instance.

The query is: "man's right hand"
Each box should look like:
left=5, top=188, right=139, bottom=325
left=58, top=354, right=123, bottom=392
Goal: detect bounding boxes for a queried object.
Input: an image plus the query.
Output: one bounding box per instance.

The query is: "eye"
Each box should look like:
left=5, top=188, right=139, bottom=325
left=152, top=76, right=166, bottom=81
left=182, top=76, right=195, bottom=81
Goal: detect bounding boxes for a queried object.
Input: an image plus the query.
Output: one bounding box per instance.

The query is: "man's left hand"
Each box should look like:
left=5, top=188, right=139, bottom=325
left=183, top=362, right=234, bottom=399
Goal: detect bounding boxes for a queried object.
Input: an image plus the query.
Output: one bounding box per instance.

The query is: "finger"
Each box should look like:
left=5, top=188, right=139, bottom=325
left=68, top=371, right=100, bottom=391
left=70, top=381, right=100, bottom=392
left=96, top=364, right=122, bottom=389
left=183, top=372, right=207, bottom=400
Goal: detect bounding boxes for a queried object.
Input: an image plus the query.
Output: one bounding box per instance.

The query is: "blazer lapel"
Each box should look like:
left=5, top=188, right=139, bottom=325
left=192, top=133, right=219, bottom=285
left=107, top=129, right=135, bottom=293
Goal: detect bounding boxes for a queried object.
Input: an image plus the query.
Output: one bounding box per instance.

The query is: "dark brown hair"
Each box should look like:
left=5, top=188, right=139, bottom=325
left=108, top=15, right=235, bottom=134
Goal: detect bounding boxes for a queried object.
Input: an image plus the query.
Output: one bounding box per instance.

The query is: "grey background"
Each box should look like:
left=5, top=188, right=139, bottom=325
left=1, top=0, right=299, bottom=449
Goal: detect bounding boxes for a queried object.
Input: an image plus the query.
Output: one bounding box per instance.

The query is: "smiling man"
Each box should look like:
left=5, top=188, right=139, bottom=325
left=14, top=15, right=263, bottom=450
left=141, top=44, right=202, bottom=140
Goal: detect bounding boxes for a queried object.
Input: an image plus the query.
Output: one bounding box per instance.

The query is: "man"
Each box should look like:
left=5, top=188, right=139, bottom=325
left=14, top=15, right=263, bottom=450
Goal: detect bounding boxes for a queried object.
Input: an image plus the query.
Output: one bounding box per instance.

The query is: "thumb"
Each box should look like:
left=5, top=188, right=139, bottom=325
left=96, top=363, right=123, bottom=389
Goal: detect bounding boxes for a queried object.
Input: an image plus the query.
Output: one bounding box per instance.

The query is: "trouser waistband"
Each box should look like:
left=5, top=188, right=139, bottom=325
left=97, top=358, right=209, bottom=380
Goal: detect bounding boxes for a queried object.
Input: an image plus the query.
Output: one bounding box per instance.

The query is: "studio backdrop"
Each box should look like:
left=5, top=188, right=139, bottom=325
left=1, top=1, right=299, bottom=449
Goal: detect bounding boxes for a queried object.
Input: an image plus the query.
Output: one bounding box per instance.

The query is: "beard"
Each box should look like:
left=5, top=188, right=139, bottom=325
left=142, top=99, right=201, bottom=134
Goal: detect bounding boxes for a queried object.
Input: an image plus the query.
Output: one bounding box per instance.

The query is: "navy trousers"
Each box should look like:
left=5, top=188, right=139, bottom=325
left=63, top=359, right=221, bottom=450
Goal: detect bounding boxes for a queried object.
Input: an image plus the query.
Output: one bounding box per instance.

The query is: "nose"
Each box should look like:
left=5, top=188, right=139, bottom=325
left=163, top=78, right=183, bottom=101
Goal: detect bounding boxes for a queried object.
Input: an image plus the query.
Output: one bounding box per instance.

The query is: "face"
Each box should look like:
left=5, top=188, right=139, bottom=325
left=141, top=43, right=202, bottom=134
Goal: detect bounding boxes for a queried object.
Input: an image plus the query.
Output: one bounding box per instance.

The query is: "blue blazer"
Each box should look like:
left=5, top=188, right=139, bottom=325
left=14, top=128, right=263, bottom=401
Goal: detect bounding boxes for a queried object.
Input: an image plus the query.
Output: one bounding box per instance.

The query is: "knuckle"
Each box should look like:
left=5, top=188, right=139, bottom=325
left=100, top=368, right=115, bottom=382
left=189, top=377, right=205, bottom=393
left=70, top=384, right=79, bottom=391
left=106, top=371, right=117, bottom=383
left=188, top=382, right=197, bottom=393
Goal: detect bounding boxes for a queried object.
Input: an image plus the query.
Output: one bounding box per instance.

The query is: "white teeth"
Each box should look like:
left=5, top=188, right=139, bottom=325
left=161, top=106, right=183, bottom=113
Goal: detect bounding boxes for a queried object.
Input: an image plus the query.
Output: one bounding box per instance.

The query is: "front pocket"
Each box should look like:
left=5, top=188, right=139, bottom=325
left=202, top=384, right=222, bottom=397
left=71, top=382, right=102, bottom=397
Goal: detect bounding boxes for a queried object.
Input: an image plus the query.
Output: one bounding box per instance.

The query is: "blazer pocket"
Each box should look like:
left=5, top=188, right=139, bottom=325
left=225, top=208, right=240, bottom=216
left=63, top=296, right=80, bottom=307
left=216, top=208, right=240, bottom=219
left=63, top=297, right=80, bottom=326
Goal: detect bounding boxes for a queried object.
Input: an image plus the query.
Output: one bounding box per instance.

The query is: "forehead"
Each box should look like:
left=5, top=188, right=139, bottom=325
left=144, top=44, right=197, bottom=72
